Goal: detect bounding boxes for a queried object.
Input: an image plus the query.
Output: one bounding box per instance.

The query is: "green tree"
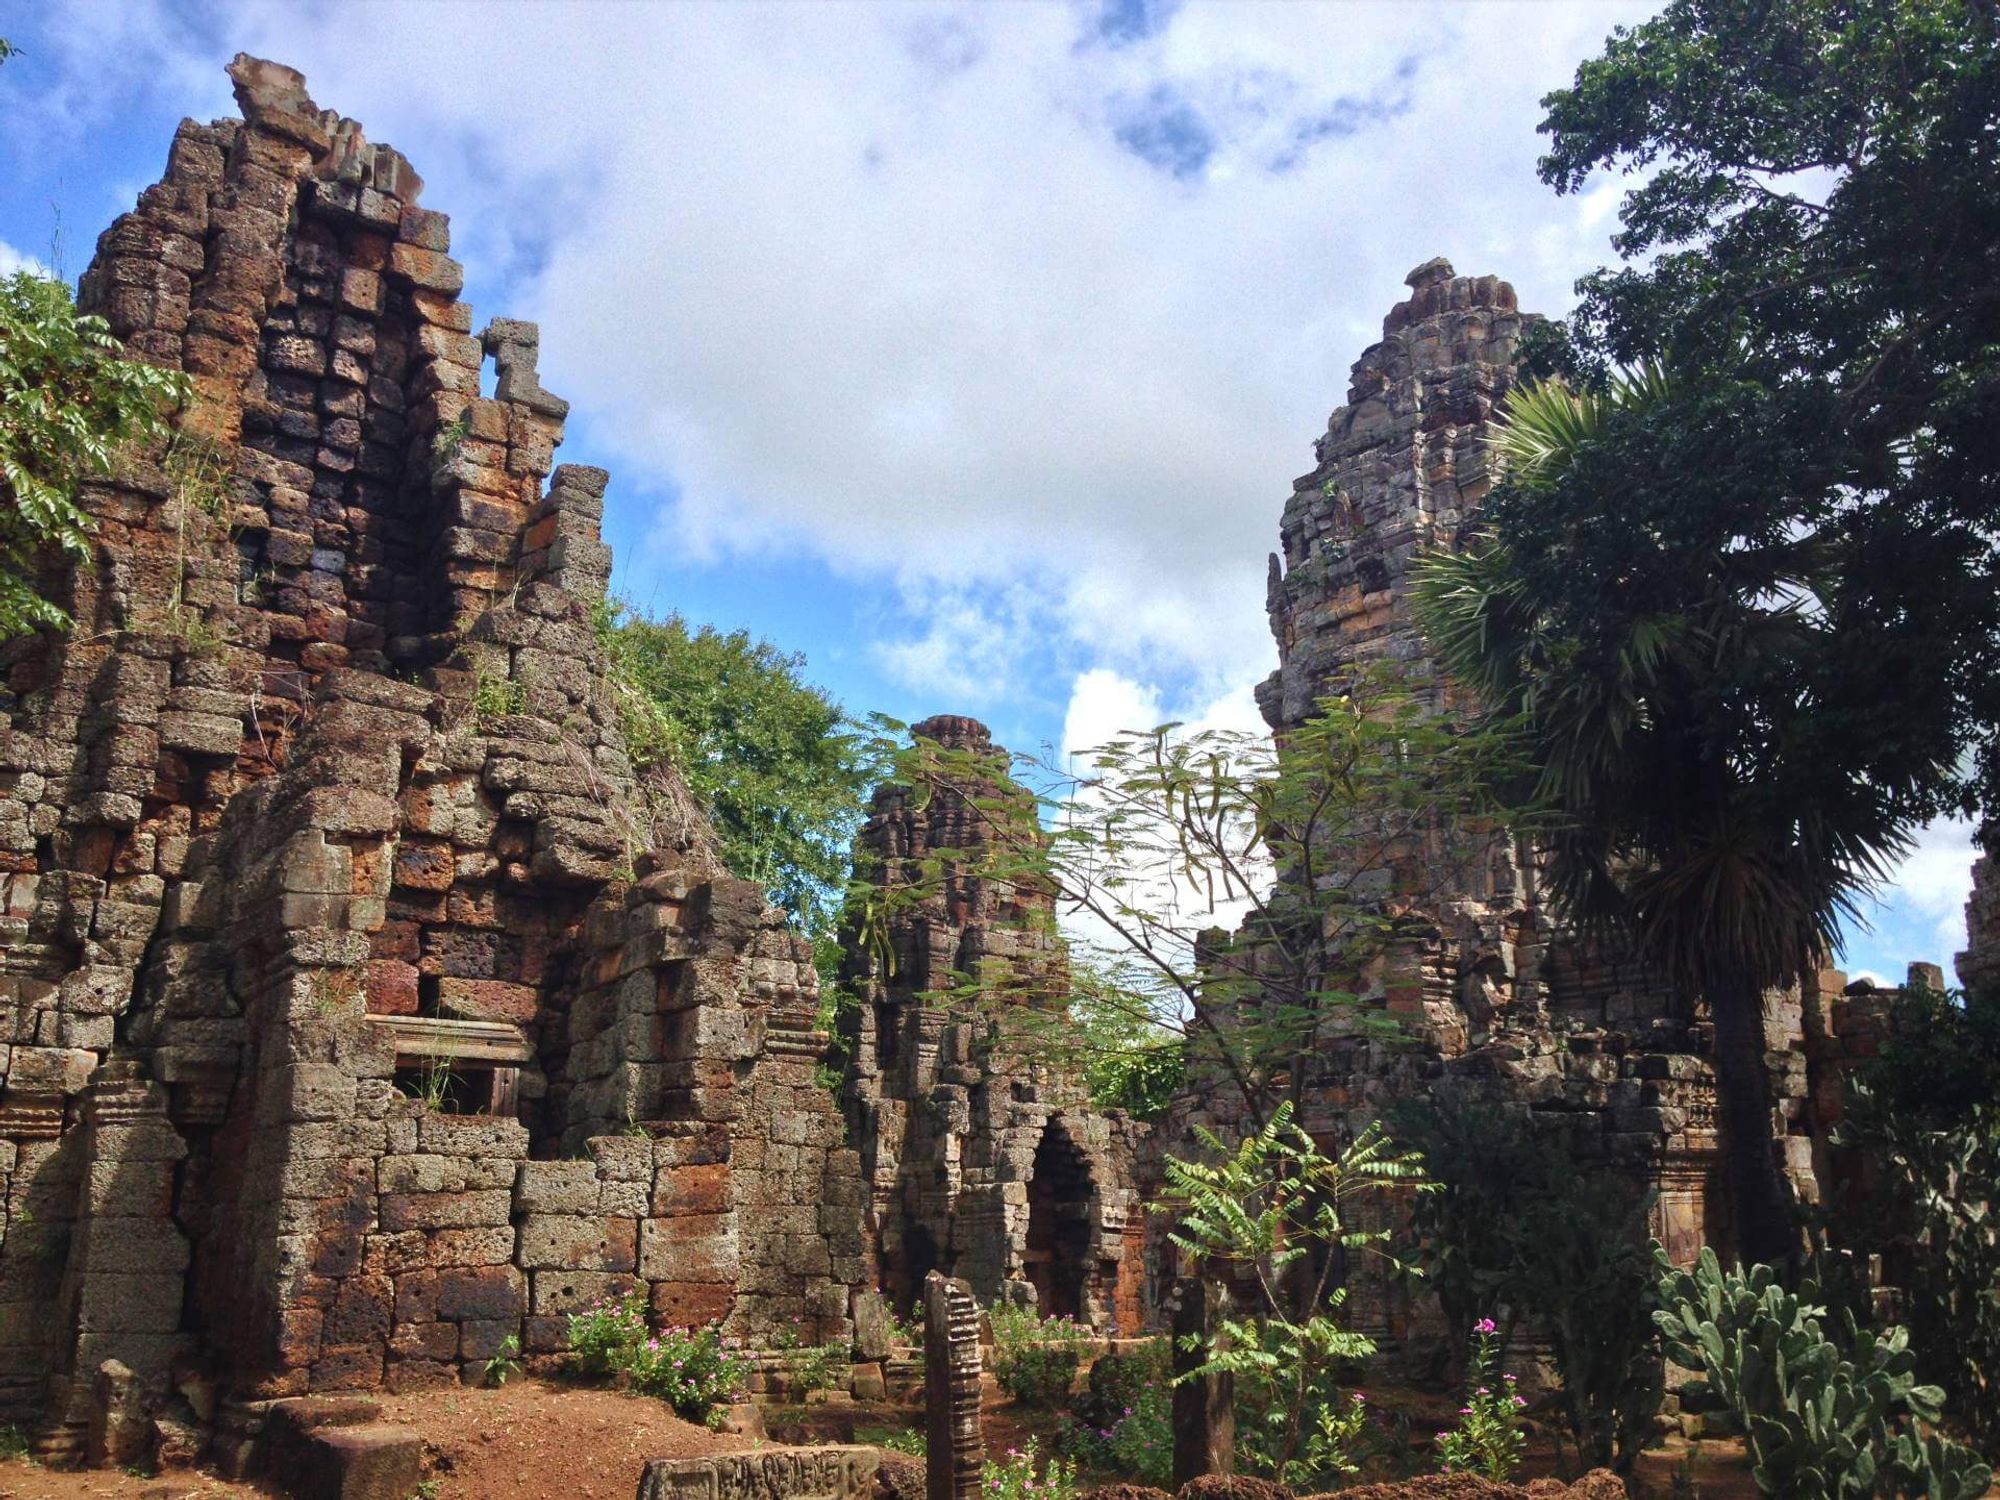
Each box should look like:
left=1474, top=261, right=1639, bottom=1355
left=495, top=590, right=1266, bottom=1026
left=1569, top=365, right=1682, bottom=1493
left=1163, top=1103, right=1428, bottom=1489
left=870, top=674, right=1527, bottom=1131
left=596, top=599, right=883, bottom=945
left=0, top=272, right=189, bottom=638
left=1831, top=981, right=2000, bottom=1450
left=1412, top=0, right=2000, bottom=1271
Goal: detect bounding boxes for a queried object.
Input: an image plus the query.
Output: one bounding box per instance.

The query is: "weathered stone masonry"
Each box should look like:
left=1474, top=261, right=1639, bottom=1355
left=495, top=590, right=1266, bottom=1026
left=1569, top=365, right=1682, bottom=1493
left=837, top=717, right=1149, bottom=1332
left=1163, top=259, right=1910, bottom=1360
left=0, top=55, right=858, bottom=1457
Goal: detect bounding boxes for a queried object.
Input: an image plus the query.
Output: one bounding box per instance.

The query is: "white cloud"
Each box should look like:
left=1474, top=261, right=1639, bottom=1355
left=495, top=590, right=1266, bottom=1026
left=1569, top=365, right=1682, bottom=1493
left=1871, top=817, right=1979, bottom=957
left=0, top=242, right=51, bottom=279
left=28, top=0, right=1655, bottom=703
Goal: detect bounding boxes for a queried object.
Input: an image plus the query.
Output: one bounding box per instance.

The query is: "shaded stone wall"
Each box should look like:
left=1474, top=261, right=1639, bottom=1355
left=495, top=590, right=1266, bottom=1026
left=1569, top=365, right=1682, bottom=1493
left=1165, top=260, right=1825, bottom=1355
left=0, top=55, right=860, bottom=1456
left=836, top=717, right=1148, bottom=1330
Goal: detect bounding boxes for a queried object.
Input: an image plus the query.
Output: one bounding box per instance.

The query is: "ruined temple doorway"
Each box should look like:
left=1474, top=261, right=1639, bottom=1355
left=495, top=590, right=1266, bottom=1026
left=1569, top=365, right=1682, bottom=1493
left=1024, top=1121, right=1093, bottom=1320
left=887, top=1225, right=939, bottom=1319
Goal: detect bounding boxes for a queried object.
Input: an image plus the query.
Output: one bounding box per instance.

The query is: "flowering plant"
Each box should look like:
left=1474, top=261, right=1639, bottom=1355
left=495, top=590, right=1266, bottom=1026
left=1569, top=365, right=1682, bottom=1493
left=1435, top=1319, right=1526, bottom=1481
left=565, top=1295, right=748, bottom=1424
left=989, top=1303, right=1092, bottom=1407
left=625, top=1323, right=749, bottom=1424
left=982, top=1439, right=1078, bottom=1500
left=566, top=1294, right=650, bottom=1379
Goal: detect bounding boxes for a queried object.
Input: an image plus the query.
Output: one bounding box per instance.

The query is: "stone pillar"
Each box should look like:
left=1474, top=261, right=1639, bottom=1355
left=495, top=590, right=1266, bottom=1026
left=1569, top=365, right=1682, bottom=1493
left=923, top=1272, right=983, bottom=1500
left=1171, top=1277, right=1233, bottom=1484
left=48, top=1063, right=191, bottom=1460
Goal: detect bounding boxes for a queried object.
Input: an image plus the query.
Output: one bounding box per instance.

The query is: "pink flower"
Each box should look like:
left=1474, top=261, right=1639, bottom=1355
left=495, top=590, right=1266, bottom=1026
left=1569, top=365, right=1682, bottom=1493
left=1473, top=1317, right=1497, bottom=1335
left=1459, top=1406, right=1473, bottom=1415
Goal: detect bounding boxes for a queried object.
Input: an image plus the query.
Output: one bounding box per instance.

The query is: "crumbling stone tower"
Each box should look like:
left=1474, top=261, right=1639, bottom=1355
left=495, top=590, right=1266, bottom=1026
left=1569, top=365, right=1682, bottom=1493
left=836, top=716, right=1149, bottom=1331
left=0, top=56, right=861, bottom=1457
left=1167, top=261, right=1827, bottom=1352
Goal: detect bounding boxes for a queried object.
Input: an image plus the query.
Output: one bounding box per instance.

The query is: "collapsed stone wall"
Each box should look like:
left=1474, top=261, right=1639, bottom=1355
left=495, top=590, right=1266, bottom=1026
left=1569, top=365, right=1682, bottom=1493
left=0, top=55, right=858, bottom=1458
left=1165, top=260, right=1831, bottom=1355
left=836, top=716, right=1149, bottom=1331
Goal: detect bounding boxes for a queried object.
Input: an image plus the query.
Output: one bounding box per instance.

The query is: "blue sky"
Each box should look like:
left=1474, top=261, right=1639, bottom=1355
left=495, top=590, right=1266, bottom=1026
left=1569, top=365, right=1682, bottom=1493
left=0, top=0, right=1974, bottom=982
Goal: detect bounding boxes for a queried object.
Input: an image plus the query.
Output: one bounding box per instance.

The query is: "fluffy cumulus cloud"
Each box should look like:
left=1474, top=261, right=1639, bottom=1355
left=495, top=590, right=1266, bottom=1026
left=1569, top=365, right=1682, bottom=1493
left=21, top=0, right=1657, bottom=708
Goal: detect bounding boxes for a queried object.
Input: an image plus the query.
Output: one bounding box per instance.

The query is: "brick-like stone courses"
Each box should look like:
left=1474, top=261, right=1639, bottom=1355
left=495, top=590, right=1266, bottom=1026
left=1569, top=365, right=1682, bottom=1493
left=837, top=717, right=1148, bottom=1330
left=0, top=54, right=860, bottom=1457
left=1168, top=259, right=1826, bottom=1354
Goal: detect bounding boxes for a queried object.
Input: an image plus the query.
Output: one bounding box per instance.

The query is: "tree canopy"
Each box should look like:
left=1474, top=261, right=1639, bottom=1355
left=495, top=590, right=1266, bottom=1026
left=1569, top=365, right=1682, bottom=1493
left=0, top=272, right=189, bottom=638
left=1409, top=0, right=2000, bottom=1272
left=1534, top=0, right=2000, bottom=822
left=597, top=599, right=883, bottom=944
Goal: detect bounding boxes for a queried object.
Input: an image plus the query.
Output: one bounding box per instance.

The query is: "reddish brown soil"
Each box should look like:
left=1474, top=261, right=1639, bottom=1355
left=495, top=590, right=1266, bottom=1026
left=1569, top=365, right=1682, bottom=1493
left=0, top=1379, right=747, bottom=1500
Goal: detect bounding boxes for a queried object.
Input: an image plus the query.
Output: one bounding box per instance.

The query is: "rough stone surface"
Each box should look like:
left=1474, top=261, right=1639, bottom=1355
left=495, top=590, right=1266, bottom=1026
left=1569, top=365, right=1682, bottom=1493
left=837, top=717, right=1149, bottom=1328
left=0, top=54, right=860, bottom=1461
left=1164, top=260, right=1933, bottom=1368
left=638, top=1446, right=882, bottom=1500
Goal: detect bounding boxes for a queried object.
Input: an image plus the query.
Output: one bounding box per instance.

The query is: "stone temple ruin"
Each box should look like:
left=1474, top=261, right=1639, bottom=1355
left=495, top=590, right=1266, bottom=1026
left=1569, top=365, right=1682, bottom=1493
left=1165, top=256, right=1973, bottom=1355
left=0, top=55, right=857, bottom=1460
left=835, top=715, right=1149, bottom=1332
left=0, top=52, right=1988, bottom=1477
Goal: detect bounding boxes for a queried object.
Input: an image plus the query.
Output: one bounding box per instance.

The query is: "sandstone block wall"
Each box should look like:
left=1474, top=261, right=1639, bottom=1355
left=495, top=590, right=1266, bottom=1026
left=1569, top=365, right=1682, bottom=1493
left=0, top=55, right=861, bottom=1458
left=1162, top=260, right=1839, bottom=1354
left=837, top=717, right=1149, bottom=1330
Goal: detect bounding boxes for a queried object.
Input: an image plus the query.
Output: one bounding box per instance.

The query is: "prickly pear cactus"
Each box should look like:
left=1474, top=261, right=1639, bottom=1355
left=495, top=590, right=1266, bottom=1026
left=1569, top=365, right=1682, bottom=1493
left=1652, top=1246, right=1991, bottom=1499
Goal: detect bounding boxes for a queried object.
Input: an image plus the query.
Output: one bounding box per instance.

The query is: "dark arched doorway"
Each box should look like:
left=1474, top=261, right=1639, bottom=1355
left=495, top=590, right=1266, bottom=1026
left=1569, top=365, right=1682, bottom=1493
left=1023, top=1121, right=1093, bottom=1320
left=887, top=1224, right=939, bottom=1319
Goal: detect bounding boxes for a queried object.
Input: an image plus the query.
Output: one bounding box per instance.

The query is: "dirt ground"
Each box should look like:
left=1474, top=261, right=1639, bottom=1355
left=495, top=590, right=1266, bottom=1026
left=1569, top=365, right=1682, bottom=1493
left=0, top=1379, right=745, bottom=1500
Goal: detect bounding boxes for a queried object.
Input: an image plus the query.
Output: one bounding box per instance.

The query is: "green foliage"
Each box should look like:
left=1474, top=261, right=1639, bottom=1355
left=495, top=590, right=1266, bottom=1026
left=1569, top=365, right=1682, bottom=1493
left=0, top=271, right=191, bottom=637
left=1422, top=0, right=2000, bottom=1272
left=988, top=1301, right=1091, bottom=1407
left=871, top=674, right=1527, bottom=1130
left=483, top=1333, right=521, bottom=1387
left=1057, top=1339, right=1173, bottom=1485
left=863, top=1426, right=927, bottom=1458
left=566, top=1295, right=647, bottom=1379
left=1391, top=1094, right=1663, bottom=1473
left=981, top=1439, right=1077, bottom=1500
left=1653, top=1246, right=1992, bottom=1499
left=564, top=1294, right=747, bottom=1423
left=1831, top=981, right=2000, bottom=1450
left=0, top=1422, right=27, bottom=1461
left=596, top=598, right=883, bottom=943
left=472, top=671, right=528, bottom=722
left=1163, top=1102, right=1428, bottom=1487
left=1433, top=1321, right=1526, bottom=1482
left=773, top=1324, right=848, bottom=1397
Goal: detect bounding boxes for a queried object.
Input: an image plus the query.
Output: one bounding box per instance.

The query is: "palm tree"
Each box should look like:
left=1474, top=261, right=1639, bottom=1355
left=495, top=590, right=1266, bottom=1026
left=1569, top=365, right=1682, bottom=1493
left=1411, top=370, right=1911, bottom=1273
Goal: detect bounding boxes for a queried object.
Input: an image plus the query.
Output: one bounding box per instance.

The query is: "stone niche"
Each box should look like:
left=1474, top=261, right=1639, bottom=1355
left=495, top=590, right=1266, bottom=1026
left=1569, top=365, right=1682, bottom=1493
left=0, top=54, right=861, bottom=1463
left=836, top=717, right=1151, bottom=1332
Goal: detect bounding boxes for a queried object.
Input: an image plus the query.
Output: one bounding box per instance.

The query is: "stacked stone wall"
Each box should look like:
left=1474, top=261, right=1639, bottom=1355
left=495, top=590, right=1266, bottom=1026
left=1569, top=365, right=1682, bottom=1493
left=0, top=54, right=861, bottom=1459
left=837, top=718, right=1150, bottom=1330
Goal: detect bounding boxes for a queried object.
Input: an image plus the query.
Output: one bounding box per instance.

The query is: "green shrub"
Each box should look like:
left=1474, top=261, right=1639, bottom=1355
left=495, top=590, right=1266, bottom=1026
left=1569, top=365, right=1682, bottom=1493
left=564, top=1295, right=748, bottom=1425
left=1654, top=1246, right=1992, bottom=1499
left=567, top=1294, right=648, bottom=1379
left=981, top=1439, right=1077, bottom=1500
left=989, top=1302, right=1091, bottom=1407
left=774, top=1324, right=848, bottom=1397
left=1831, top=980, right=2000, bottom=1451
left=1433, top=1319, right=1526, bottom=1482
left=1393, top=1094, right=1662, bottom=1472
left=1057, top=1340, right=1172, bottom=1484
left=624, top=1324, right=748, bottom=1425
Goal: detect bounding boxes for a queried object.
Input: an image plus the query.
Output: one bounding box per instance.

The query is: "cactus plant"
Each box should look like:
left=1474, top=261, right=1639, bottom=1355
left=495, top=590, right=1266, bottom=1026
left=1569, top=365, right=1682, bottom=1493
left=1653, top=1246, right=1991, bottom=1499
